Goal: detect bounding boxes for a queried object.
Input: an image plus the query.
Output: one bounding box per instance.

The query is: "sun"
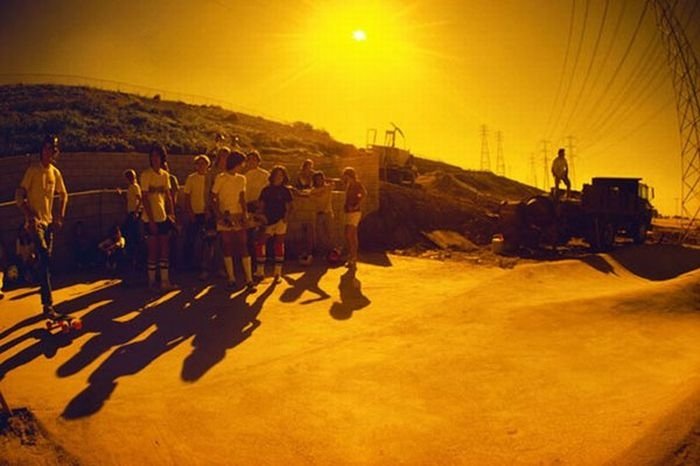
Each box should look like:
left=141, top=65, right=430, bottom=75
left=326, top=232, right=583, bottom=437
left=352, top=29, right=367, bottom=42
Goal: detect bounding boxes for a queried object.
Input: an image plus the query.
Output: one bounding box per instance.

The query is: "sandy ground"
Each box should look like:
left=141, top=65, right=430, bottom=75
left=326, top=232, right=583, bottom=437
left=0, top=245, right=699, bottom=465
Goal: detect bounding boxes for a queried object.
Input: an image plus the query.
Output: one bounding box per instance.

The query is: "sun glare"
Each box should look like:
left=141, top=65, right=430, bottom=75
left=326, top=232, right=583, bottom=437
left=352, top=30, right=367, bottom=41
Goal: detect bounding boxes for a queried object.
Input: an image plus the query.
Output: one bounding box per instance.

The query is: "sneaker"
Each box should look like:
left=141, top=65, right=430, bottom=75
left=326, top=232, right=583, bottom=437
left=253, top=273, right=264, bottom=283
left=226, top=280, right=237, bottom=290
left=43, top=305, right=61, bottom=320
left=272, top=274, right=282, bottom=284
left=245, top=282, right=258, bottom=293
left=0, top=291, right=4, bottom=300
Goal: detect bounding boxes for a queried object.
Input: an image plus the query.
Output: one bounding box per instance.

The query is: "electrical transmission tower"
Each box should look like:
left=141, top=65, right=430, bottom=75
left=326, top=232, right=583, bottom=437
left=480, top=125, right=491, bottom=172
left=495, top=131, right=506, bottom=176
left=652, top=0, right=700, bottom=237
left=529, top=153, right=538, bottom=188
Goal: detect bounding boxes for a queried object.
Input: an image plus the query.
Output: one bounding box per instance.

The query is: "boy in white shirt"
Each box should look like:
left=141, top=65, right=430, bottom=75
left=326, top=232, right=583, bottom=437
left=15, top=135, right=68, bottom=316
left=211, top=151, right=257, bottom=292
left=140, top=144, right=176, bottom=291
left=183, top=155, right=214, bottom=277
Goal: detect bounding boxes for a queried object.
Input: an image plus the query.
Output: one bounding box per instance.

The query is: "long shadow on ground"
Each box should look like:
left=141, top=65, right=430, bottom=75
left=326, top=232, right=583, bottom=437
left=60, top=281, right=275, bottom=419
left=180, top=281, right=277, bottom=382
left=329, top=269, right=371, bottom=320
left=280, top=266, right=330, bottom=305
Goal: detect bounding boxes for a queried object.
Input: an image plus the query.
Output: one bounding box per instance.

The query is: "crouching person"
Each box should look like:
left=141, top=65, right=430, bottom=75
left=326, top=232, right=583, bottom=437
left=255, top=166, right=293, bottom=283
left=211, top=151, right=256, bottom=292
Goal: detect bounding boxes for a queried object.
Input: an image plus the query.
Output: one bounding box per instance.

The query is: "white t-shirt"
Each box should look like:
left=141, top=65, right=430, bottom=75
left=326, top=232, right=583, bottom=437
left=184, top=172, right=208, bottom=214
left=212, top=172, right=246, bottom=214
left=20, top=162, right=67, bottom=225
left=551, top=157, right=568, bottom=178
left=245, top=167, right=270, bottom=202
left=140, top=167, right=171, bottom=223
left=126, top=183, right=142, bottom=213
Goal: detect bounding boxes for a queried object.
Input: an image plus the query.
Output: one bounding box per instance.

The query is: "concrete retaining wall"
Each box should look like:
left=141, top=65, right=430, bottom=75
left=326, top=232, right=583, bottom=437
left=0, top=151, right=379, bottom=271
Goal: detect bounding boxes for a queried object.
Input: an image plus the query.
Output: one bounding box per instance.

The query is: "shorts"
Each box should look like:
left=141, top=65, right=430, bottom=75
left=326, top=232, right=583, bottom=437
left=220, top=228, right=248, bottom=257
left=143, top=220, right=173, bottom=237
left=344, top=211, right=362, bottom=227
left=265, top=220, right=288, bottom=236
left=216, top=213, right=245, bottom=232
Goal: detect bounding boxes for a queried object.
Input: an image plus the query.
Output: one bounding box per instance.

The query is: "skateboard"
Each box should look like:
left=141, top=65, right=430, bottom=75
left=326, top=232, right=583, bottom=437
left=46, top=314, right=83, bottom=334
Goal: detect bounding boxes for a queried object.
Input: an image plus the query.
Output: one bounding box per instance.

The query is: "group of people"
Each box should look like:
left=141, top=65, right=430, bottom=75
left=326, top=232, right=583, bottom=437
left=9, top=135, right=367, bottom=317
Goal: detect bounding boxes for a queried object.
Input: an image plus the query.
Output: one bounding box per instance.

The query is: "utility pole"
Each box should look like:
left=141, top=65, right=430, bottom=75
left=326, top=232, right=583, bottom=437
left=567, top=135, right=577, bottom=188
left=480, top=125, right=491, bottom=172
left=495, top=131, right=506, bottom=176
left=541, top=140, right=551, bottom=191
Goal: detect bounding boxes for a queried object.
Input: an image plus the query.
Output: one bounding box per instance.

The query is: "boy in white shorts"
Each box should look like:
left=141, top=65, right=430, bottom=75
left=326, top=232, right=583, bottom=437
left=255, top=166, right=293, bottom=283
left=211, top=151, right=256, bottom=292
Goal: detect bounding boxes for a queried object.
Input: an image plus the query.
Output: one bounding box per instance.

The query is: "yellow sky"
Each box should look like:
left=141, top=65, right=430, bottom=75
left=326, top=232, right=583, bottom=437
left=1, top=0, right=698, bottom=214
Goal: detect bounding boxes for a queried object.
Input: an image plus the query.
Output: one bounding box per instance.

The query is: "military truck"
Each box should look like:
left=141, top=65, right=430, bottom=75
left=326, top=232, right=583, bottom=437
left=497, top=177, right=655, bottom=252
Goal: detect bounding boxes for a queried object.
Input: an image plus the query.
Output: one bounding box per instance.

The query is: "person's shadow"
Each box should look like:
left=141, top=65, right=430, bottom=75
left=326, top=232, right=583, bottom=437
left=60, top=288, right=201, bottom=419
left=279, top=266, right=330, bottom=305
left=329, top=268, right=371, bottom=320
left=180, top=282, right=277, bottom=382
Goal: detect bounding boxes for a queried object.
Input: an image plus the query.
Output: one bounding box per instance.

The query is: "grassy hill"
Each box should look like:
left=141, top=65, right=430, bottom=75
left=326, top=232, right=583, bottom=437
left=0, top=84, right=353, bottom=157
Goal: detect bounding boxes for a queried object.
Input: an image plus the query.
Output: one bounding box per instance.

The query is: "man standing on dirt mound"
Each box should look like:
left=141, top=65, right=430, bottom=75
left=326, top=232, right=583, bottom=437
left=15, top=135, right=68, bottom=317
left=551, top=148, right=571, bottom=199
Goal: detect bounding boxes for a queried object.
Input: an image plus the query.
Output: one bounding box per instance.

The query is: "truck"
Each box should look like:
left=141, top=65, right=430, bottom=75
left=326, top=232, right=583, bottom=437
left=497, top=177, right=655, bottom=253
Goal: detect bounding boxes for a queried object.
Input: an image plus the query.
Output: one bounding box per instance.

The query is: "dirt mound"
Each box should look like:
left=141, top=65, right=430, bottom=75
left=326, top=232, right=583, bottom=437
left=415, top=157, right=541, bottom=200
left=360, top=182, right=499, bottom=249
left=0, top=408, right=78, bottom=465
left=361, top=165, right=541, bottom=251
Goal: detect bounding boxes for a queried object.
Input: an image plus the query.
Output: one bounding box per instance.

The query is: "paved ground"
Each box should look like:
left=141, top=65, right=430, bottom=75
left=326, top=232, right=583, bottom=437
left=1, top=245, right=700, bottom=465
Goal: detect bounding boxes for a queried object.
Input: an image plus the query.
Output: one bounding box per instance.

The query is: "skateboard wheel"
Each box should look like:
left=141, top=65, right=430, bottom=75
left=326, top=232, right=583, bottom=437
left=46, top=321, right=52, bottom=330
left=60, top=321, right=70, bottom=333
left=71, top=319, right=83, bottom=331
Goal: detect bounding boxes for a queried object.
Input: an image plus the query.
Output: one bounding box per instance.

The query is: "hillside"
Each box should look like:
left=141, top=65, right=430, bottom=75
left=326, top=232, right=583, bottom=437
left=0, top=84, right=353, bottom=157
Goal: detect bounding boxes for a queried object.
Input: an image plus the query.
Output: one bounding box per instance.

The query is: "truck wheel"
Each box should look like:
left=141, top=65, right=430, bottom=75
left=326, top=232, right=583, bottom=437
left=600, top=221, right=615, bottom=250
left=633, top=222, right=647, bottom=245
left=589, top=218, right=615, bottom=252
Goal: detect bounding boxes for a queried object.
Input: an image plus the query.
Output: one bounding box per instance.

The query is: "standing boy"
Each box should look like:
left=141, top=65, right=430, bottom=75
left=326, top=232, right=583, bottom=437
left=15, top=135, right=68, bottom=316
left=211, top=151, right=256, bottom=292
left=342, top=167, right=366, bottom=270
left=183, top=154, right=214, bottom=278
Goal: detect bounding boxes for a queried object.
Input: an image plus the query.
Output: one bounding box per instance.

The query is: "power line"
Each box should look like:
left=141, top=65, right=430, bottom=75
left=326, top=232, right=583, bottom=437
left=559, top=0, right=611, bottom=138
left=545, top=0, right=577, bottom=136
left=580, top=56, right=670, bottom=153
left=580, top=31, right=665, bottom=142
left=575, top=0, right=699, bottom=149
left=564, top=0, right=629, bottom=135
left=548, top=0, right=592, bottom=140
left=572, top=0, right=651, bottom=138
